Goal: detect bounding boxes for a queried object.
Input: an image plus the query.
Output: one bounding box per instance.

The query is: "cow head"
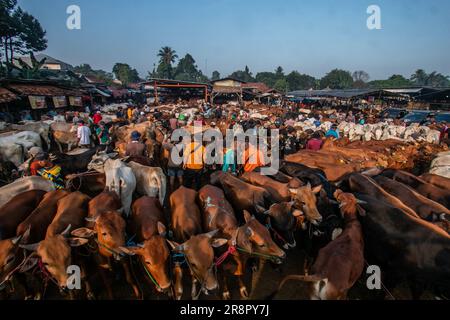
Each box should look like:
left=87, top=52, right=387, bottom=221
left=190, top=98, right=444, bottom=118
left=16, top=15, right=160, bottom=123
left=71, top=211, right=127, bottom=260
left=0, top=229, right=30, bottom=290
left=263, top=202, right=302, bottom=250
left=237, top=211, right=286, bottom=264
left=120, top=222, right=171, bottom=293
left=87, top=152, right=118, bottom=173
left=168, top=230, right=228, bottom=293
left=289, top=183, right=323, bottom=225
left=20, top=225, right=88, bottom=290
left=333, top=189, right=366, bottom=220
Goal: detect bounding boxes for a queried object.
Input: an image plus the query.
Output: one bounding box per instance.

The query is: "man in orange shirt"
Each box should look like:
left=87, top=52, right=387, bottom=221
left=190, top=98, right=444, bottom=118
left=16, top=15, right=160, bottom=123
left=241, top=140, right=265, bottom=173
left=183, top=140, right=206, bottom=190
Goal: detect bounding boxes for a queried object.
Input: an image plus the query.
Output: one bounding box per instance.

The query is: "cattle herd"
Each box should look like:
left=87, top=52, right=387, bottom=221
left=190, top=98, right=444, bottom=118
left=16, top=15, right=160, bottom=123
left=0, top=103, right=449, bottom=301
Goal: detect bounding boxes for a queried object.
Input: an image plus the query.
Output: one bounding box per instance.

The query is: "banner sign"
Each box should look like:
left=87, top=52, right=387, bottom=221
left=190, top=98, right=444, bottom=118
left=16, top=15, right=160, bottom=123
left=29, top=96, right=47, bottom=109
left=69, top=96, right=83, bottom=107
left=53, top=96, right=67, bottom=108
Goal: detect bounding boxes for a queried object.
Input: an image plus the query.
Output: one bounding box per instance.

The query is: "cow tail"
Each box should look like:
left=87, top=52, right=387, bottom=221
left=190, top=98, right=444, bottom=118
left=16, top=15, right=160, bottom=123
left=265, top=274, right=323, bottom=300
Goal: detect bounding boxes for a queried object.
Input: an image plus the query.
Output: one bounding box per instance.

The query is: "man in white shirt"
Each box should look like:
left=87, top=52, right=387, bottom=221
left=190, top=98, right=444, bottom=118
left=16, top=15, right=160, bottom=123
left=77, top=120, right=91, bottom=147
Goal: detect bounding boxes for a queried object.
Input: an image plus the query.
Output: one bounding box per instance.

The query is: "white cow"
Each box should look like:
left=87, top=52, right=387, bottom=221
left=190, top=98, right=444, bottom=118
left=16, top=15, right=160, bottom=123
left=11, top=121, right=51, bottom=148
left=88, top=153, right=136, bottom=216
left=127, top=161, right=167, bottom=205
left=0, top=131, right=42, bottom=166
left=0, top=176, right=55, bottom=208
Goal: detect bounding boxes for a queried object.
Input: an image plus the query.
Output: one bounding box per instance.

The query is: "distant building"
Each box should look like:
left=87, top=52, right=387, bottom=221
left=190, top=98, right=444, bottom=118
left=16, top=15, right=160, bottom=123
left=210, top=77, right=245, bottom=104
left=15, top=54, right=73, bottom=71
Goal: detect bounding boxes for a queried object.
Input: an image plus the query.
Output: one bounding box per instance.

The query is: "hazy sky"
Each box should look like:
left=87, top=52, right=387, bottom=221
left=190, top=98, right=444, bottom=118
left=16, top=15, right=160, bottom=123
left=18, top=0, right=450, bottom=80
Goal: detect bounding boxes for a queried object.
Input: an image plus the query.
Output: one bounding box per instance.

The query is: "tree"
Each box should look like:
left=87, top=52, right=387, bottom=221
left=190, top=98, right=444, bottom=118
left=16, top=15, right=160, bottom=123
left=275, top=66, right=284, bottom=79
left=274, top=78, right=288, bottom=92
left=112, top=63, right=140, bottom=85
left=286, top=71, right=316, bottom=90
left=426, top=71, right=450, bottom=87
left=156, top=46, right=178, bottom=79
left=211, top=70, right=220, bottom=81
left=228, top=65, right=255, bottom=82
left=369, top=74, right=412, bottom=88
left=6, top=52, right=46, bottom=79
left=255, top=72, right=278, bottom=88
left=173, top=53, right=208, bottom=82
left=0, top=0, right=47, bottom=70
left=73, top=63, right=114, bottom=85
left=352, top=70, right=370, bottom=82
left=410, top=69, right=428, bottom=86
left=320, top=69, right=354, bottom=89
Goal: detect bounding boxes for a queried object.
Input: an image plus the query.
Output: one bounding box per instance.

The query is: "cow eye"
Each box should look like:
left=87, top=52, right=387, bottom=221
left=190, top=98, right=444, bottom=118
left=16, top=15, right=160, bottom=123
left=146, top=261, right=151, bottom=265
left=102, top=232, right=107, bottom=236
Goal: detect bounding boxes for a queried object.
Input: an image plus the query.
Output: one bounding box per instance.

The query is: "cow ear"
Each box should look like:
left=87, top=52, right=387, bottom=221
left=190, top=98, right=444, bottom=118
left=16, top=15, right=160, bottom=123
left=312, top=185, right=322, bottom=194
left=71, top=228, right=96, bottom=238
left=20, top=242, right=39, bottom=251
left=16, top=225, right=32, bottom=245
left=243, top=210, right=252, bottom=223
left=157, top=222, right=167, bottom=237
left=356, top=204, right=366, bottom=216
left=68, top=237, right=89, bottom=247
left=289, top=188, right=298, bottom=196
left=211, top=238, right=228, bottom=248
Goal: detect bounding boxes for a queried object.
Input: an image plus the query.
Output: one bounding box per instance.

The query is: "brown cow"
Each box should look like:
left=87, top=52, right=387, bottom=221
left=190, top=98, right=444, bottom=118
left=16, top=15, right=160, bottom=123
left=65, top=172, right=106, bottom=198
left=382, top=169, right=450, bottom=208
left=124, top=196, right=171, bottom=294
left=344, top=173, right=419, bottom=218
left=374, top=176, right=450, bottom=224
left=210, top=171, right=273, bottom=215
left=288, top=183, right=323, bottom=225
left=198, top=185, right=286, bottom=299
left=20, top=226, right=88, bottom=292
left=16, top=190, right=70, bottom=243
left=46, top=191, right=91, bottom=238
left=0, top=190, right=46, bottom=239
left=72, top=194, right=140, bottom=299
left=271, top=190, right=364, bottom=300
left=169, top=186, right=227, bottom=299
left=419, top=173, right=450, bottom=191
left=240, top=171, right=302, bottom=202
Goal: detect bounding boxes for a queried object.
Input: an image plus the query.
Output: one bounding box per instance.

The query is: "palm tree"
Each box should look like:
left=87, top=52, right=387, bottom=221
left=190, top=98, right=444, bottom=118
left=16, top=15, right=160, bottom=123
left=410, top=69, right=428, bottom=86
left=157, top=46, right=178, bottom=79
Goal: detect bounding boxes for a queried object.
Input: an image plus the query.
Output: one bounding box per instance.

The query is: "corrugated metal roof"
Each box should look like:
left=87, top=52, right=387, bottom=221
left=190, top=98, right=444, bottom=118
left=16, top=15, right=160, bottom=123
left=289, top=88, right=392, bottom=98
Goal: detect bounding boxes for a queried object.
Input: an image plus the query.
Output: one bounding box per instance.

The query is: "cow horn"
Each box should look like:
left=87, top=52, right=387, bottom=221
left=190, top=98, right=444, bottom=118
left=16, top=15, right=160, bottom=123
left=440, top=213, right=447, bottom=221
left=205, top=229, right=219, bottom=238
left=328, top=200, right=339, bottom=205
left=356, top=199, right=367, bottom=204
left=11, top=234, right=23, bottom=245
left=61, top=224, right=72, bottom=236
left=85, top=216, right=97, bottom=223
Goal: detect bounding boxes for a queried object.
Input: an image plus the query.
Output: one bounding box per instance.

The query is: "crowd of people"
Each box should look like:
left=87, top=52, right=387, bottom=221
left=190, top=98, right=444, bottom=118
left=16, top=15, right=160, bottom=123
left=11, top=98, right=449, bottom=194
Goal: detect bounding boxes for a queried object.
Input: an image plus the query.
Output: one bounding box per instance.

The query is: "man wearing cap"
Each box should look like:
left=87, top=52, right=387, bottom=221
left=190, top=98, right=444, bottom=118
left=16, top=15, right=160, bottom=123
left=77, top=120, right=91, bottom=147
left=125, top=131, right=147, bottom=157
left=29, top=152, right=52, bottom=176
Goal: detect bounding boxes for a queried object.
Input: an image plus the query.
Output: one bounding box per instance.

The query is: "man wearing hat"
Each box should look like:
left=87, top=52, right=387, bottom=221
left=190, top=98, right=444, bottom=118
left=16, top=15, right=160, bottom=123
left=125, top=131, right=147, bottom=157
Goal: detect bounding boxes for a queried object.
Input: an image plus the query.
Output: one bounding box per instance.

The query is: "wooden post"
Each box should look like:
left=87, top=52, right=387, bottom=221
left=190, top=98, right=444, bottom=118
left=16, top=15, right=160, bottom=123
left=154, top=81, right=158, bottom=104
